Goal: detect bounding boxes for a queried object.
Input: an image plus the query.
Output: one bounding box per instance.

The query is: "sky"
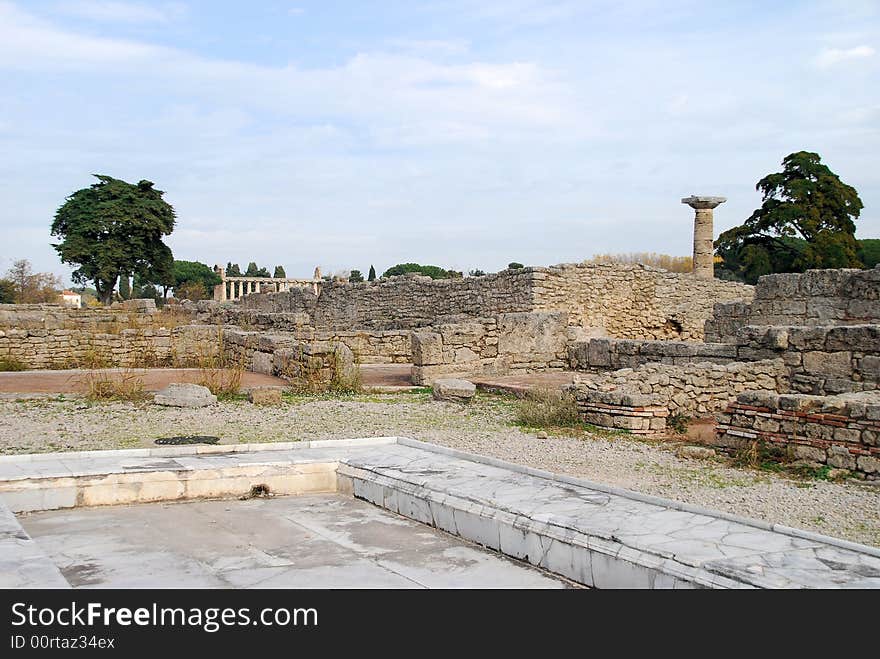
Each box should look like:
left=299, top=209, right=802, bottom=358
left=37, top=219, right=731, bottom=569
left=2, top=0, right=878, bottom=282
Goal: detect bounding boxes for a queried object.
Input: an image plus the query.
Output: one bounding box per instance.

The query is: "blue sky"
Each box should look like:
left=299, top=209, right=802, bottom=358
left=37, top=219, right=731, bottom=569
left=2, top=0, right=878, bottom=281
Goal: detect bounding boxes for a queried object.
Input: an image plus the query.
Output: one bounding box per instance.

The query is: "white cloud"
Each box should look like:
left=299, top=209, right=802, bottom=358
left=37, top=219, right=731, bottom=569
left=287, top=7, right=305, bottom=16
left=54, top=1, right=184, bottom=23
left=814, top=44, right=875, bottom=68
left=0, top=3, right=578, bottom=145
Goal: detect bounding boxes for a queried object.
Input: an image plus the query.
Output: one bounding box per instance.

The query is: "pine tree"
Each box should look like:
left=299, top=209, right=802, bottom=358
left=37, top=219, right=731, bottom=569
left=273, top=265, right=286, bottom=278
left=368, top=265, right=376, bottom=281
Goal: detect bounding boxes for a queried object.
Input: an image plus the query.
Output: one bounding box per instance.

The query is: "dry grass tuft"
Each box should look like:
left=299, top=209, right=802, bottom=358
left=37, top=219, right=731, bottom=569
left=515, top=388, right=580, bottom=428
left=81, top=369, right=149, bottom=403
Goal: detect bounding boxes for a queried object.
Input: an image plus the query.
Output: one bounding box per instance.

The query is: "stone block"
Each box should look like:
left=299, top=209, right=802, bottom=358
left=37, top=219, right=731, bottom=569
left=252, top=351, right=274, bottom=375
left=432, top=378, right=476, bottom=403
left=248, top=387, right=283, bottom=405
left=587, top=338, right=611, bottom=367
left=856, top=455, right=880, bottom=474
left=411, top=331, right=443, bottom=366
left=825, top=325, right=880, bottom=352
left=154, top=383, right=217, bottom=408
left=802, top=351, right=852, bottom=378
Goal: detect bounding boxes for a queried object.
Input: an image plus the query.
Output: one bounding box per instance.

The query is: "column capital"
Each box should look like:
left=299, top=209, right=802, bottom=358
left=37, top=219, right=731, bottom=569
left=681, top=195, right=726, bottom=210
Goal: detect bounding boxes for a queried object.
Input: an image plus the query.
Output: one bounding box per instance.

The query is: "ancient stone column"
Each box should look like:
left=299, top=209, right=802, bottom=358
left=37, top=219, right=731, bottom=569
left=681, top=195, right=726, bottom=280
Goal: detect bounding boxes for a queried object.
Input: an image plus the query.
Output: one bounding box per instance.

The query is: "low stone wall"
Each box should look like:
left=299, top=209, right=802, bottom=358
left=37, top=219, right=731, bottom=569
left=220, top=328, right=354, bottom=389
left=0, top=302, right=185, bottom=333
left=574, top=359, right=788, bottom=435
left=568, top=338, right=737, bottom=371
left=0, top=324, right=218, bottom=369
left=715, top=391, right=880, bottom=479
left=410, top=312, right=571, bottom=385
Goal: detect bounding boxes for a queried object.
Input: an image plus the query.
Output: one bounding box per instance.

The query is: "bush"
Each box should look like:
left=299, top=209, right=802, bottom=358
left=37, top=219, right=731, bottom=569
left=515, top=389, right=580, bottom=428
left=507, top=262, right=524, bottom=269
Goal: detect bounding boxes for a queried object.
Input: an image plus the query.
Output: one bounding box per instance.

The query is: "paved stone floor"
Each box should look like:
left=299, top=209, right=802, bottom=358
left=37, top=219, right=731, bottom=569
left=18, top=494, right=573, bottom=588
left=471, top=371, right=578, bottom=395
left=0, top=368, right=286, bottom=395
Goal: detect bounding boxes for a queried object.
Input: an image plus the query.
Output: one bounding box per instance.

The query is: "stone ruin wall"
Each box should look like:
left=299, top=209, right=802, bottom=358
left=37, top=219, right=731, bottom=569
left=234, top=268, right=537, bottom=330
left=0, top=303, right=209, bottom=369
left=410, top=312, right=573, bottom=385
left=705, top=266, right=880, bottom=343
left=716, top=391, right=880, bottom=479
left=531, top=263, right=753, bottom=340
left=574, top=359, right=788, bottom=435
left=229, top=263, right=754, bottom=342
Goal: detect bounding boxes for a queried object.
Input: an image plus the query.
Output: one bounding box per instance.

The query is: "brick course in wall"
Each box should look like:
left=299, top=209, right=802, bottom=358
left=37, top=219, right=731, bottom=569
left=715, top=390, right=880, bottom=479
left=573, top=359, right=788, bottom=435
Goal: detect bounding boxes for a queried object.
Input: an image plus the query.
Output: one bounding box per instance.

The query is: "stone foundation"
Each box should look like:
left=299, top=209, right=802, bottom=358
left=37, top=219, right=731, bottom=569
left=574, top=359, right=788, bottom=435
left=715, top=391, right=880, bottom=479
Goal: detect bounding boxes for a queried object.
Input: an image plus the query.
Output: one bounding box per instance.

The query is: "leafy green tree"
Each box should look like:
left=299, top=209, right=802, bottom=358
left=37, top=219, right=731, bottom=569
left=226, top=262, right=241, bottom=276
left=273, top=265, right=286, bottom=278
left=716, top=152, right=863, bottom=283
left=256, top=266, right=271, bottom=278
left=507, top=262, right=524, bottom=269
left=858, top=239, right=880, bottom=269
left=0, top=279, right=15, bottom=303
left=118, top=273, right=131, bottom=300
left=245, top=262, right=260, bottom=277
left=349, top=269, right=364, bottom=282
left=51, top=175, right=175, bottom=305
left=175, top=281, right=208, bottom=301
left=469, top=269, right=486, bottom=277
left=368, top=265, right=376, bottom=281
left=171, top=260, right=221, bottom=293
left=382, top=263, right=455, bottom=279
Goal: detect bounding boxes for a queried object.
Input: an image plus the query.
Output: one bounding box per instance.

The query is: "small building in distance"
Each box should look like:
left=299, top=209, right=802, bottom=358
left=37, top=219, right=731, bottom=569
left=59, top=290, right=81, bottom=308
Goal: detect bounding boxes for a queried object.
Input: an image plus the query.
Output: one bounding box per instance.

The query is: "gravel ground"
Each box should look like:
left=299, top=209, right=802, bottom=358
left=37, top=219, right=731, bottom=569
left=1, top=392, right=878, bottom=548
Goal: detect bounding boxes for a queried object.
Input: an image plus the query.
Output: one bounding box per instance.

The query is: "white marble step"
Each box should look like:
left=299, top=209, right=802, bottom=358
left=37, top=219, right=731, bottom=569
left=338, top=441, right=880, bottom=589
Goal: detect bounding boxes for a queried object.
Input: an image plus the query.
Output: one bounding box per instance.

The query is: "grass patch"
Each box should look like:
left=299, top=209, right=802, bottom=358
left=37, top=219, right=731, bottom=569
left=81, top=369, right=149, bottom=403
left=514, top=388, right=580, bottom=429
left=0, top=356, right=27, bottom=371
left=727, top=440, right=843, bottom=482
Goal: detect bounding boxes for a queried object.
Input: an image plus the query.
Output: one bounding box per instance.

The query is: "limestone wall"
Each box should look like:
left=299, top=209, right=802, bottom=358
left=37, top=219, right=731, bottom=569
left=734, top=324, right=880, bottom=395
left=715, top=391, right=880, bottom=479
left=531, top=263, right=753, bottom=340
left=569, top=338, right=738, bottom=371
left=704, top=267, right=880, bottom=342
left=235, top=269, right=536, bottom=330
left=0, top=324, right=218, bottom=369
left=577, top=359, right=787, bottom=415
left=224, top=262, right=753, bottom=341
left=410, top=312, right=571, bottom=385
left=219, top=328, right=356, bottom=390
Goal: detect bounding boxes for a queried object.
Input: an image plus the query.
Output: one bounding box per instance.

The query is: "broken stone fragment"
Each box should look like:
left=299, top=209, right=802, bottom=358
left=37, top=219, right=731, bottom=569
left=432, top=378, right=476, bottom=403
left=153, top=383, right=217, bottom=408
